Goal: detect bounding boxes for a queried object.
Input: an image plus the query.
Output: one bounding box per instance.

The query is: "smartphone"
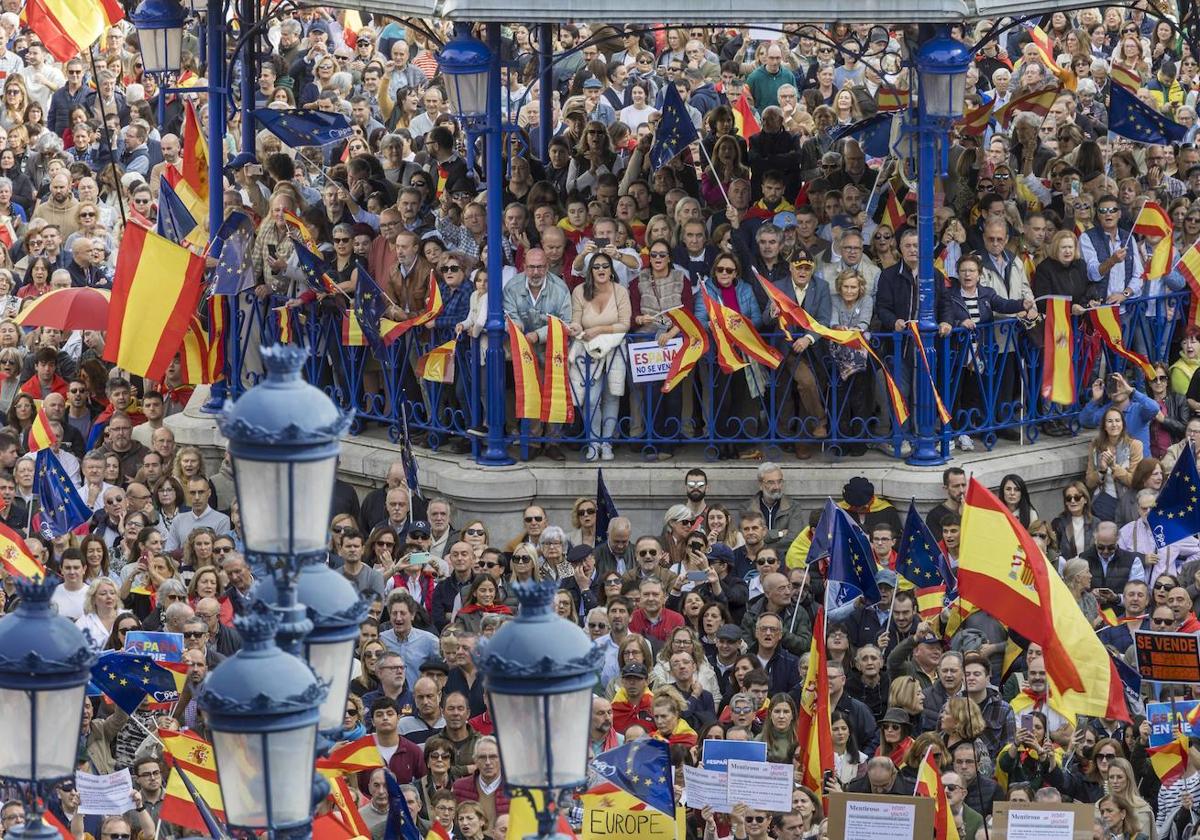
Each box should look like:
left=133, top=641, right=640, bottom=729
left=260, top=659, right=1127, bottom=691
left=267, top=243, right=278, bottom=259
left=408, top=551, right=432, bottom=566
left=1019, top=713, right=1033, bottom=734
left=686, top=571, right=708, bottom=583
left=246, top=164, right=262, bottom=176
left=594, top=237, right=610, bottom=248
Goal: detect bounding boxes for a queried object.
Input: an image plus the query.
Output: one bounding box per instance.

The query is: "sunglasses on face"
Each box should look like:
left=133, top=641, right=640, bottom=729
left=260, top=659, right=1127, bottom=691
left=465, top=527, right=485, bottom=536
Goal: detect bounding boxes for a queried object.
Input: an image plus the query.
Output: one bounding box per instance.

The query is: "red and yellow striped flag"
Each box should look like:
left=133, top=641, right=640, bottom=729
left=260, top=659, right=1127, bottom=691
left=700, top=291, right=749, bottom=374
left=958, top=97, right=994, bottom=135
left=732, top=91, right=760, bottom=138
left=794, top=608, right=834, bottom=796
left=24, top=0, right=122, bottom=63
left=1090, top=305, right=1155, bottom=379
left=206, top=295, right=225, bottom=383
left=180, top=99, right=208, bottom=209
left=1040, top=296, right=1076, bottom=405
left=995, top=86, right=1059, bottom=127
left=540, top=316, right=574, bottom=424
left=382, top=273, right=443, bottom=344
left=1148, top=236, right=1175, bottom=281
left=876, top=86, right=910, bottom=111
left=882, top=187, right=907, bottom=232
left=1134, top=201, right=1173, bottom=238
left=26, top=405, right=56, bottom=453
left=160, top=730, right=226, bottom=832
left=1178, top=242, right=1200, bottom=331
left=907, top=322, right=952, bottom=425
left=274, top=306, right=297, bottom=344
left=177, top=316, right=213, bottom=385
left=282, top=210, right=318, bottom=251
left=104, top=224, right=206, bottom=380
left=341, top=311, right=366, bottom=346
left=507, top=319, right=542, bottom=420
left=661, top=308, right=709, bottom=393
left=914, top=747, right=959, bottom=840
left=1025, top=23, right=1076, bottom=92
left=1110, top=62, right=1142, bottom=93
left=1150, top=733, right=1190, bottom=784
left=416, top=338, right=457, bottom=383
left=0, top=520, right=44, bottom=579
left=317, top=734, right=384, bottom=774
left=709, top=294, right=781, bottom=369
left=326, top=775, right=372, bottom=839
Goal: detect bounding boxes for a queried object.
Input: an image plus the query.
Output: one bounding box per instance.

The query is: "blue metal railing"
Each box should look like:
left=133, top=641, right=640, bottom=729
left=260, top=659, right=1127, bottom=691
left=225, top=290, right=1187, bottom=461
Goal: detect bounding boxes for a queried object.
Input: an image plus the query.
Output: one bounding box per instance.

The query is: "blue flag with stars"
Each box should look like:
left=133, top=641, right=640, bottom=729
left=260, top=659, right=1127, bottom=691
left=587, top=737, right=674, bottom=816
left=382, top=768, right=421, bottom=840
left=353, top=266, right=392, bottom=359
left=89, top=651, right=189, bottom=714
left=807, top=498, right=839, bottom=565
left=1109, top=83, right=1187, bottom=145
left=209, top=210, right=256, bottom=296
left=34, top=449, right=91, bottom=539
left=291, top=236, right=340, bottom=296
left=1149, top=441, right=1200, bottom=548
left=595, top=468, right=619, bottom=549
left=252, top=108, right=355, bottom=148
left=895, top=500, right=953, bottom=618
left=830, top=112, right=895, bottom=160
left=826, top=506, right=882, bottom=615
left=650, top=84, right=699, bottom=170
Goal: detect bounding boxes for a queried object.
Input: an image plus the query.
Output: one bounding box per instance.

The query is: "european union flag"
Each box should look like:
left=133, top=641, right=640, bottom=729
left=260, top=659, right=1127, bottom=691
left=650, top=84, right=699, bottom=170
left=805, top=498, right=839, bottom=567
left=1149, top=442, right=1200, bottom=548
left=353, top=266, right=392, bottom=359
left=588, top=738, right=674, bottom=816
left=209, top=210, right=256, bottom=296
left=156, top=177, right=199, bottom=245
left=830, top=112, right=895, bottom=160
left=826, top=507, right=881, bottom=615
left=595, top=468, right=619, bottom=548
left=292, top=237, right=340, bottom=296
left=1109, top=83, right=1187, bottom=145
left=895, top=501, right=952, bottom=618
left=89, top=651, right=189, bottom=714
left=254, top=108, right=355, bottom=148
left=383, top=768, right=421, bottom=840
left=34, top=449, right=90, bottom=539
left=398, top=402, right=422, bottom=505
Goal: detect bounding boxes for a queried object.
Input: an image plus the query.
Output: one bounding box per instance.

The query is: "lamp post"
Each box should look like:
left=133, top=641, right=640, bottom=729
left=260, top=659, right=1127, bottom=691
left=909, top=31, right=971, bottom=467
left=439, top=24, right=513, bottom=467
left=476, top=581, right=603, bottom=839
left=0, top=579, right=96, bottom=840
left=196, top=344, right=354, bottom=839
left=129, top=0, right=186, bottom=76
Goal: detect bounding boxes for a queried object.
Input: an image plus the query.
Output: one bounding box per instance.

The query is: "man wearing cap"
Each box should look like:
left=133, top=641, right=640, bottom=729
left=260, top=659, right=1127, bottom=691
left=712, top=623, right=746, bottom=699
left=846, top=569, right=897, bottom=650
left=839, top=477, right=903, bottom=537
left=888, top=620, right=946, bottom=690
left=611, top=663, right=655, bottom=735
left=559, top=544, right=601, bottom=622
left=582, top=77, right=616, bottom=127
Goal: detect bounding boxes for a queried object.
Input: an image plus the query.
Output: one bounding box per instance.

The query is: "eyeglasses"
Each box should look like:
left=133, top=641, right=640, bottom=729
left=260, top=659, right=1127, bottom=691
left=465, top=527, right=485, bottom=536
left=604, top=577, right=622, bottom=585
left=880, top=722, right=902, bottom=730
left=1095, top=752, right=1117, bottom=761
left=183, top=631, right=206, bottom=639
left=1097, top=206, right=1121, bottom=214
left=588, top=622, right=609, bottom=629
left=714, top=266, right=736, bottom=274
left=649, top=251, right=669, bottom=258
left=578, top=507, right=596, bottom=516
left=478, top=561, right=499, bottom=569
left=79, top=211, right=96, bottom=218
left=745, top=816, right=768, bottom=824
left=333, top=237, right=350, bottom=243
left=1065, top=494, right=1085, bottom=502
left=1152, top=617, right=1175, bottom=625
left=524, top=515, right=544, bottom=523
left=345, top=708, right=359, bottom=717
left=443, top=265, right=462, bottom=272
left=429, top=750, right=452, bottom=759
left=637, top=549, right=658, bottom=557
left=943, top=783, right=962, bottom=792
left=755, top=557, right=777, bottom=565
left=103, top=834, right=131, bottom=839
left=1155, top=581, right=1176, bottom=590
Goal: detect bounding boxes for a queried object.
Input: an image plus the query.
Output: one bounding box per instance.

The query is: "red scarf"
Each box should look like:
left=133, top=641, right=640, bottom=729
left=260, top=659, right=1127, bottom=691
left=458, top=604, right=514, bottom=616
left=878, top=736, right=913, bottom=768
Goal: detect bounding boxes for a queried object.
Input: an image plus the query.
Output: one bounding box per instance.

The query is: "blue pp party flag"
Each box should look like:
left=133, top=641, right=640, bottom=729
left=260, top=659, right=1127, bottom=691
left=595, top=468, right=619, bottom=548
left=89, top=651, right=189, bottom=714
left=587, top=738, right=674, bottom=816
left=650, top=84, right=700, bottom=170
left=209, top=210, right=256, bottom=296
left=1109, top=83, right=1188, bottom=145
left=156, top=177, right=201, bottom=246
left=253, top=108, right=356, bottom=147
left=895, top=500, right=952, bottom=619
left=1149, top=442, right=1200, bottom=548
left=34, top=449, right=91, bottom=538
left=826, top=507, right=882, bottom=614
left=830, top=112, right=895, bottom=160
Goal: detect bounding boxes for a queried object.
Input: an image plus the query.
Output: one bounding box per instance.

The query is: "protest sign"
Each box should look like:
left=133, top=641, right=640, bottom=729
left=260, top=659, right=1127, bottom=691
left=76, top=769, right=135, bottom=815
left=1147, top=700, right=1200, bottom=748
left=993, top=802, right=1094, bottom=840
left=1134, top=629, right=1200, bottom=682
left=701, top=740, right=766, bottom=773
left=681, top=765, right=728, bottom=812
left=726, top=759, right=793, bottom=813
left=628, top=338, right=684, bottom=383
left=124, top=631, right=184, bottom=662
left=827, top=793, right=932, bottom=840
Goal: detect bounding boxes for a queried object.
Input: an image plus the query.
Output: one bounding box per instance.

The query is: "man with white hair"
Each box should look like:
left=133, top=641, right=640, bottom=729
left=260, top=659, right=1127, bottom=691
left=741, top=463, right=798, bottom=548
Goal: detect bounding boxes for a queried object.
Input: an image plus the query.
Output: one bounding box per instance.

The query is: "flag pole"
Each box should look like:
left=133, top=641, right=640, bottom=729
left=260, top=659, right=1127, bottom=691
left=87, top=43, right=127, bottom=230
left=695, top=140, right=732, bottom=207
left=1121, top=197, right=1149, bottom=252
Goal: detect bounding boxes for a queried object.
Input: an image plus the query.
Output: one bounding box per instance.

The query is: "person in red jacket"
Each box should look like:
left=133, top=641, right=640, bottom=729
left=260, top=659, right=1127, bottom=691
left=450, top=736, right=510, bottom=822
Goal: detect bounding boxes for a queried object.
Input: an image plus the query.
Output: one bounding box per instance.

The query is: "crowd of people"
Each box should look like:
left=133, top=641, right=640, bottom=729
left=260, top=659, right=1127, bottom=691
left=3, top=2, right=1200, bottom=840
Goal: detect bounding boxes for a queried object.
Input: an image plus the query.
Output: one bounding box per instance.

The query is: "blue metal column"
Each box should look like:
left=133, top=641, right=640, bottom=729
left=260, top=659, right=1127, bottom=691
left=239, top=0, right=257, bottom=154
left=537, top=23, right=554, bottom=160
left=479, top=22, right=514, bottom=466
left=206, top=2, right=225, bottom=238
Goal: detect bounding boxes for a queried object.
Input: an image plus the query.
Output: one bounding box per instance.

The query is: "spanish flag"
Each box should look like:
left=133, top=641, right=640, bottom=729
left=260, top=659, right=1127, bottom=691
left=1024, top=22, right=1076, bottom=91
left=160, top=730, right=226, bottom=832
left=914, top=747, right=959, bottom=840
left=540, top=316, right=574, bottom=424
left=507, top=319, right=542, bottom=420
left=23, top=0, right=122, bottom=63
left=958, top=479, right=1129, bottom=722
left=1040, top=296, right=1076, bottom=406
left=26, top=405, right=56, bottom=453
left=794, top=608, right=834, bottom=795
left=416, top=338, right=457, bottom=383
left=732, top=91, right=760, bottom=138
left=274, top=306, right=297, bottom=344
left=959, top=96, right=994, bottom=136
left=1150, top=733, right=1190, bottom=784
left=700, top=291, right=748, bottom=373
left=907, top=322, right=952, bottom=424
left=711, top=293, right=781, bottom=369
left=876, top=86, right=910, bottom=111
left=756, top=271, right=909, bottom=425
left=104, top=224, right=206, bottom=381
left=1148, top=236, right=1175, bottom=281
left=179, top=99, right=208, bottom=216
left=995, top=85, right=1059, bottom=127
left=317, top=734, right=384, bottom=774
left=325, top=775, right=372, bottom=839
left=177, top=317, right=213, bottom=385
left=282, top=210, right=319, bottom=251
left=1110, top=62, right=1142, bottom=93
left=662, top=308, right=709, bottom=393
left=341, top=311, right=365, bottom=346
left=382, top=273, right=443, bottom=345
left=1176, top=241, right=1200, bottom=331
left=0, top=520, right=44, bottom=579
left=206, top=296, right=226, bottom=383
left=1134, top=201, right=1173, bottom=238
left=1089, top=305, right=1155, bottom=380
left=882, top=187, right=907, bottom=232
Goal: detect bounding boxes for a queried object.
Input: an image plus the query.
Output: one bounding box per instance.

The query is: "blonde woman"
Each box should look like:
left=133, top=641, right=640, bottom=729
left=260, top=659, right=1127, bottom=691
left=76, top=576, right=121, bottom=650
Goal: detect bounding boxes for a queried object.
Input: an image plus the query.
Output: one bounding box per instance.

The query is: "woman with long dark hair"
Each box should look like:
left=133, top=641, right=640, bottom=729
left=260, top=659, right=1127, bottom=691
left=998, top=474, right=1037, bottom=527
left=568, top=252, right=631, bottom=462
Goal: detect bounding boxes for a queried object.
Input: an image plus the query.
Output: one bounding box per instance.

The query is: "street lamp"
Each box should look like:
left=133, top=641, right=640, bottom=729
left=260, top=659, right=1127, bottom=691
left=915, top=33, right=972, bottom=120
left=477, top=580, right=602, bottom=835
left=130, top=0, right=188, bottom=76
left=438, top=24, right=492, bottom=126
left=0, top=578, right=96, bottom=840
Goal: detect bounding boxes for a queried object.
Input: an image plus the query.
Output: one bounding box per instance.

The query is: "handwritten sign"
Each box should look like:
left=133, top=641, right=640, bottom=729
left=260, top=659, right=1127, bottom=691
left=579, top=795, right=684, bottom=840
left=1134, top=629, right=1200, bottom=683
left=628, top=337, right=684, bottom=383
left=76, top=769, right=135, bottom=815
left=1147, top=700, right=1200, bottom=748
left=124, top=631, right=183, bottom=663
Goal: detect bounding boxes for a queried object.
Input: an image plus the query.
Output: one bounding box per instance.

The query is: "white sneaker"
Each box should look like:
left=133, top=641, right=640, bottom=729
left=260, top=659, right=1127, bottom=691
left=585, top=445, right=600, bottom=462
left=600, top=443, right=614, bottom=461
left=957, top=434, right=975, bottom=452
